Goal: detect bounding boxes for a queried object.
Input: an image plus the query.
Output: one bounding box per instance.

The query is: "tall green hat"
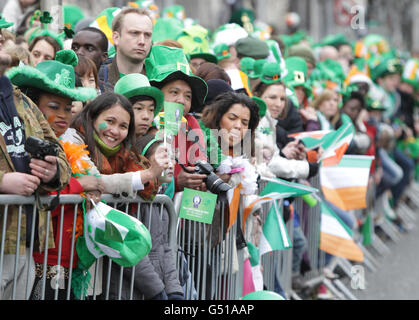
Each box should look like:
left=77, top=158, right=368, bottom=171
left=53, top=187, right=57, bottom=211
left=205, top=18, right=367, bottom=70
left=7, top=50, right=97, bottom=102
left=145, top=45, right=208, bottom=112
left=176, top=25, right=218, bottom=64
left=0, top=14, right=14, bottom=29
left=229, top=8, right=255, bottom=32
left=213, top=43, right=231, bottom=61
left=63, top=4, right=85, bottom=30
left=152, top=17, right=183, bottom=43
left=248, top=58, right=267, bottom=79
left=260, top=62, right=282, bottom=84
left=283, top=57, right=312, bottom=98
left=240, top=57, right=255, bottom=76
left=114, top=73, right=164, bottom=117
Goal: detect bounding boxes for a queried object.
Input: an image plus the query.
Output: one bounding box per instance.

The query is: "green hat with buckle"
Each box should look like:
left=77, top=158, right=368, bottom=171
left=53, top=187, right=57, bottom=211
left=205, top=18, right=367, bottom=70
left=213, top=43, right=231, bottom=61
left=0, top=14, right=14, bottom=29
left=7, top=50, right=97, bottom=102
left=114, top=73, right=164, bottom=117
left=145, top=45, right=208, bottom=112
left=260, top=62, right=282, bottom=84
left=283, top=56, right=312, bottom=98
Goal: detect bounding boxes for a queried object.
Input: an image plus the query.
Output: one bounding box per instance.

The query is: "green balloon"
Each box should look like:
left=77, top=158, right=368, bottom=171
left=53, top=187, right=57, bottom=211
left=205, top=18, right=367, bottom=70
left=242, top=290, right=285, bottom=300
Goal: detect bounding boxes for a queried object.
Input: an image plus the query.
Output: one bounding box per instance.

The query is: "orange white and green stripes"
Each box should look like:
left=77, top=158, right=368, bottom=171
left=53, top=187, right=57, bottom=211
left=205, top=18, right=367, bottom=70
left=320, top=155, right=374, bottom=211
left=320, top=201, right=364, bottom=262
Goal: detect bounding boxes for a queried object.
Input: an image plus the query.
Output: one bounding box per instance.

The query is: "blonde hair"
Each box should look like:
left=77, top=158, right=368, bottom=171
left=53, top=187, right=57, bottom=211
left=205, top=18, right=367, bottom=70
left=112, top=7, right=152, bottom=34
left=312, top=88, right=340, bottom=126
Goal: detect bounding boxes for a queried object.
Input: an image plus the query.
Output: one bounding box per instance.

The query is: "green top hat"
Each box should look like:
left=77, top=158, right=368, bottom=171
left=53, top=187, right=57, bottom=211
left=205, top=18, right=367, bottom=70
left=114, top=73, right=164, bottom=117
left=241, top=57, right=255, bottom=76
left=248, top=58, right=267, bottom=79
left=260, top=62, right=282, bottom=85
left=0, top=14, right=14, bottom=29
left=252, top=96, right=266, bottom=118
left=283, top=57, right=312, bottom=98
left=145, top=45, right=208, bottom=112
left=7, top=50, right=97, bottom=102
left=213, top=43, right=231, bottom=61
left=152, top=17, right=183, bottom=43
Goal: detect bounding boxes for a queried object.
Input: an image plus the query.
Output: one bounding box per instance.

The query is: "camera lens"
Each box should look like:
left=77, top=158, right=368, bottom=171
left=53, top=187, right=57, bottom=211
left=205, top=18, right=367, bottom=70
left=206, top=172, right=232, bottom=194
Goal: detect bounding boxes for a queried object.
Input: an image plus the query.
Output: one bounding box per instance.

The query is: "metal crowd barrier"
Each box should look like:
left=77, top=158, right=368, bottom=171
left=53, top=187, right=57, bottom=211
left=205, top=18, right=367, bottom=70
left=0, top=194, right=177, bottom=300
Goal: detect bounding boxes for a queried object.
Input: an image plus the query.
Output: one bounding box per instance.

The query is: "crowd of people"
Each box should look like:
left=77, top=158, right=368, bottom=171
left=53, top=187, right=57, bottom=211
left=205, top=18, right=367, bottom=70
left=0, top=0, right=418, bottom=300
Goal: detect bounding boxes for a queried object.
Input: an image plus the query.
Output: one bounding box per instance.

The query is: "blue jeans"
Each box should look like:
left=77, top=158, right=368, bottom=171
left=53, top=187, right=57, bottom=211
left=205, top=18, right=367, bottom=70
left=292, top=225, right=307, bottom=273
left=376, top=148, right=403, bottom=198
left=390, top=148, right=415, bottom=206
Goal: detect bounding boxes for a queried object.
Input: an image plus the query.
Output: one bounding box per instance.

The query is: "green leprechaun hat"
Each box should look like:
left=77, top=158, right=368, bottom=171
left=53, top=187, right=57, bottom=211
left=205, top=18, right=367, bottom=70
left=145, top=45, right=208, bottom=112
left=0, top=14, right=14, bottom=29
left=260, top=62, right=282, bottom=84
left=152, top=17, right=183, bottom=43
left=213, top=43, right=232, bottom=61
left=7, top=50, right=97, bottom=102
left=176, top=24, right=218, bottom=64
left=114, top=73, right=164, bottom=117
left=240, top=57, right=255, bottom=76
left=248, top=58, right=267, bottom=79
left=283, top=56, right=312, bottom=98
left=370, top=52, right=403, bottom=81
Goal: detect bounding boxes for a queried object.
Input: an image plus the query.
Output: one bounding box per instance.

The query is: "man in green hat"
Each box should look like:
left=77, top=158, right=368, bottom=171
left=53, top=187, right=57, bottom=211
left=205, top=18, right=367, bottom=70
left=145, top=45, right=209, bottom=192
left=283, top=56, right=312, bottom=108
left=98, top=7, right=154, bottom=91
left=0, top=38, right=71, bottom=299
left=114, top=73, right=164, bottom=138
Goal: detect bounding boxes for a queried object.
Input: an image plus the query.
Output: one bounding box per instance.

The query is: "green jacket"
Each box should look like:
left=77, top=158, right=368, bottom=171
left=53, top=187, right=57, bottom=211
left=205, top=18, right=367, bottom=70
left=0, top=87, right=71, bottom=255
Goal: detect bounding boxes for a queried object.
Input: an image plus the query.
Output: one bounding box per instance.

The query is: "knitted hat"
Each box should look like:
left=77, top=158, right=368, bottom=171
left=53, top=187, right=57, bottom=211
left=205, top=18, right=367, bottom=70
left=287, top=43, right=316, bottom=67
left=235, top=36, right=270, bottom=59
left=205, top=79, right=233, bottom=105
left=145, top=45, right=208, bottom=111
left=7, top=50, right=97, bottom=102
left=114, top=73, right=164, bottom=116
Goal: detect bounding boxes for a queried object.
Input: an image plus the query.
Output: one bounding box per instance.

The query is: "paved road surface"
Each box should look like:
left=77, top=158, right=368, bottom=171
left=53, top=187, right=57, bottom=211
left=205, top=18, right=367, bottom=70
left=353, top=220, right=419, bottom=300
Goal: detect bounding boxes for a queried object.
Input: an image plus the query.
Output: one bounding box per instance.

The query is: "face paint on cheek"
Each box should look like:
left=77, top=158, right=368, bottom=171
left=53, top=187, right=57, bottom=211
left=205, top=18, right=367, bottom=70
left=98, top=122, right=107, bottom=131
left=47, top=114, right=55, bottom=124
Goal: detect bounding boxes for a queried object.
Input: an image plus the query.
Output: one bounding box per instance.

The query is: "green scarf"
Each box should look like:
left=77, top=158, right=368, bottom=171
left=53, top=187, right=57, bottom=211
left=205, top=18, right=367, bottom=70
left=93, top=131, right=121, bottom=157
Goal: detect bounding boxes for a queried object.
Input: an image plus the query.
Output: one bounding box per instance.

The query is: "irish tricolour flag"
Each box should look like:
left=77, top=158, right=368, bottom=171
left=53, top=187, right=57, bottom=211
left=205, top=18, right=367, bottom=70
left=259, top=200, right=292, bottom=255
left=289, top=130, right=332, bottom=150
left=320, top=155, right=374, bottom=211
left=319, top=122, right=355, bottom=167
left=320, top=201, right=364, bottom=262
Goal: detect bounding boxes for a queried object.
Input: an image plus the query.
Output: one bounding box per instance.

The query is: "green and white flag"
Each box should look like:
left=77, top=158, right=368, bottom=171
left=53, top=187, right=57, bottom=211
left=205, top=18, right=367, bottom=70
left=260, top=177, right=318, bottom=198
left=84, top=201, right=152, bottom=267
left=259, top=200, right=292, bottom=256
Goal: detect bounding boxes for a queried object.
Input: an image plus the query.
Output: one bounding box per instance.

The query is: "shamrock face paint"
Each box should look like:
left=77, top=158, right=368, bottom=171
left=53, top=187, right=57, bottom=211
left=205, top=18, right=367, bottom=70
left=98, top=122, right=108, bottom=131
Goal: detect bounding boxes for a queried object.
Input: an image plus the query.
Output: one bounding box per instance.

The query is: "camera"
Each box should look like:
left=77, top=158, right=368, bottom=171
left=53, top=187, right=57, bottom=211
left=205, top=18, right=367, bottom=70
left=193, top=160, right=232, bottom=194
left=25, top=136, right=59, bottom=160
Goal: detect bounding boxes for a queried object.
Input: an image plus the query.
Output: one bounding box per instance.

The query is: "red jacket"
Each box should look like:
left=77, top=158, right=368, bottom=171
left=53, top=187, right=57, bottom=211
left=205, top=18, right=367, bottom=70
left=33, top=177, right=83, bottom=269
left=174, top=114, right=207, bottom=192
